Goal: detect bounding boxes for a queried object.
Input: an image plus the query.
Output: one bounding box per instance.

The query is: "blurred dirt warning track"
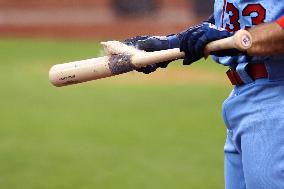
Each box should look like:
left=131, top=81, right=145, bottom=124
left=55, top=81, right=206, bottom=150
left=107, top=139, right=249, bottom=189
left=0, top=0, right=205, bottom=39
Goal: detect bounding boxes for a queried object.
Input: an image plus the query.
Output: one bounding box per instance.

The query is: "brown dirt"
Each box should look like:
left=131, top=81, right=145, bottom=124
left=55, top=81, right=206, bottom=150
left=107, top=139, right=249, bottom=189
left=0, top=0, right=203, bottom=39
left=0, top=22, right=194, bottom=40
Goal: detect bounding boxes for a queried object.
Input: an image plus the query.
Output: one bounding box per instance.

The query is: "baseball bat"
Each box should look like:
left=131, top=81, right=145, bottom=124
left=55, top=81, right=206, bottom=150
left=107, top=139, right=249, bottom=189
left=49, top=30, right=252, bottom=87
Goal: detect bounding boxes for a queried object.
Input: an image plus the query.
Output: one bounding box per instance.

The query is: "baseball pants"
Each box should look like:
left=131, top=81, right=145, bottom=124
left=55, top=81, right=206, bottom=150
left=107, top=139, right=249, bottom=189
left=223, top=79, right=284, bottom=189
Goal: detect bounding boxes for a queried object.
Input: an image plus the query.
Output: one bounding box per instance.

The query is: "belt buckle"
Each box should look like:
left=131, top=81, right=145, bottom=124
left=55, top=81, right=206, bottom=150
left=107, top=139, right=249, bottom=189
left=226, top=69, right=244, bottom=86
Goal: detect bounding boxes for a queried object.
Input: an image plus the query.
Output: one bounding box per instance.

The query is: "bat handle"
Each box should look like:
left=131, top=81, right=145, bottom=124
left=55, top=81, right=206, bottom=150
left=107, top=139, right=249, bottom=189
left=204, top=30, right=253, bottom=55
left=132, top=30, right=252, bottom=66
left=131, top=48, right=184, bottom=67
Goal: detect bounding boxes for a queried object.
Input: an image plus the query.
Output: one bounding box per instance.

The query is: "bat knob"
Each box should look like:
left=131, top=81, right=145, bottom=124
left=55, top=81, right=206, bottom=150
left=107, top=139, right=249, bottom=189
left=234, top=30, right=253, bottom=51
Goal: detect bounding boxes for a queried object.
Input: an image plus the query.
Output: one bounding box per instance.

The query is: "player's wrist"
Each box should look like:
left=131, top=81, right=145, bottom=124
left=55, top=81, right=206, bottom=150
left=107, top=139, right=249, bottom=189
left=166, top=35, right=180, bottom=49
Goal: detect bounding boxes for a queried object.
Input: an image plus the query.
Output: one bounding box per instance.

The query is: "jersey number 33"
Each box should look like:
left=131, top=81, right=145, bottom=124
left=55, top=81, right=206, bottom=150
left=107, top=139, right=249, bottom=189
left=225, top=3, right=266, bottom=31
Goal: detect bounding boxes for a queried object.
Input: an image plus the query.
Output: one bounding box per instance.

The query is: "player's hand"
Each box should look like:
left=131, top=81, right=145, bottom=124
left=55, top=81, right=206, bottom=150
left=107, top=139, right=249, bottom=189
left=124, top=35, right=180, bottom=74
left=178, top=22, right=245, bottom=65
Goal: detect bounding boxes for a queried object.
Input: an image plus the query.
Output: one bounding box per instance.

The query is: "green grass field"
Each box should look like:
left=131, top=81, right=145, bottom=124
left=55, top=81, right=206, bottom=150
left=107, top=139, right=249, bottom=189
left=0, top=38, right=232, bottom=189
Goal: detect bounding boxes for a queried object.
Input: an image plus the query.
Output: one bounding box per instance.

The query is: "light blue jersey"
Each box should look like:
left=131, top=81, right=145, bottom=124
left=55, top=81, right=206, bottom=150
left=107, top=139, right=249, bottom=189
left=213, top=0, right=284, bottom=67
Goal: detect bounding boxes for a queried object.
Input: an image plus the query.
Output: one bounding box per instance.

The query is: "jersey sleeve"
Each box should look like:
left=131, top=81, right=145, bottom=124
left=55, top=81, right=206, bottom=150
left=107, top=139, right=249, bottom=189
left=277, top=15, right=284, bottom=29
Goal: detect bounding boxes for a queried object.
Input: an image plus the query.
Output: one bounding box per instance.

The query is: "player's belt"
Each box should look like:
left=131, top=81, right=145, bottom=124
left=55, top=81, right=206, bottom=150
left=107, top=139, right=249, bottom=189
left=226, top=63, right=268, bottom=85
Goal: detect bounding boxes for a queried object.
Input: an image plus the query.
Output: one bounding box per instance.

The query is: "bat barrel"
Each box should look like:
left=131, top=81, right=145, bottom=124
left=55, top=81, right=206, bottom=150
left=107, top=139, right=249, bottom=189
left=49, top=56, right=112, bottom=87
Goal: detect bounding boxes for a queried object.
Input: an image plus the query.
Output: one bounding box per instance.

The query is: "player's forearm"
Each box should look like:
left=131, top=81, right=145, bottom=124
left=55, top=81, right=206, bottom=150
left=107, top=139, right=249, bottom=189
left=247, top=17, right=284, bottom=56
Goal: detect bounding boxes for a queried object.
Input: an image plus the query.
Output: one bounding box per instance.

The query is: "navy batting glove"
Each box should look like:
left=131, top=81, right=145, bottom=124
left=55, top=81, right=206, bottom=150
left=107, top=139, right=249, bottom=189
left=124, top=35, right=180, bottom=74
left=178, top=22, right=244, bottom=65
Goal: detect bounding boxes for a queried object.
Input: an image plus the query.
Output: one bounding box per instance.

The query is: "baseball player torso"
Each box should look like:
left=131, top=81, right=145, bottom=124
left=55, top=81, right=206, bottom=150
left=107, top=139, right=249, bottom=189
left=213, top=0, right=284, bottom=67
